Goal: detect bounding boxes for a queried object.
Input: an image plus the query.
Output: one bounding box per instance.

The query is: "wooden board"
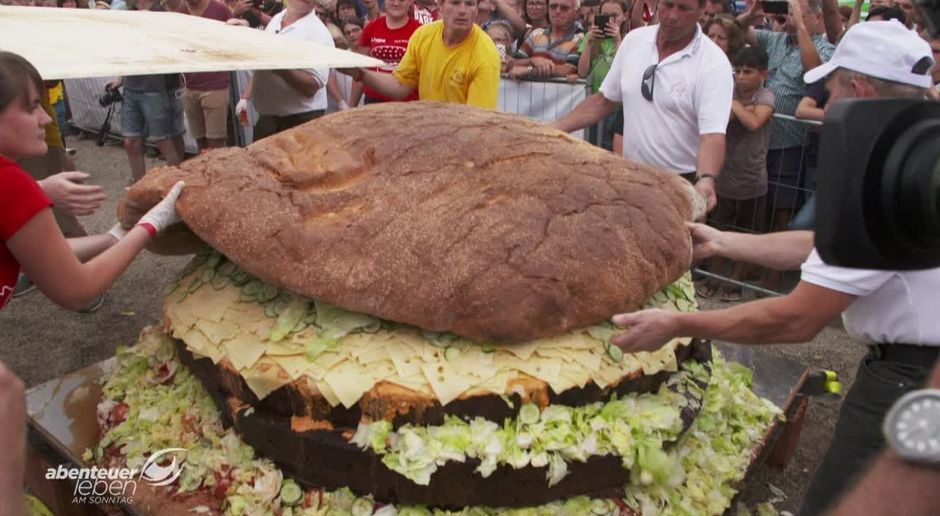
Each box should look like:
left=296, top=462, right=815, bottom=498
left=0, top=6, right=381, bottom=80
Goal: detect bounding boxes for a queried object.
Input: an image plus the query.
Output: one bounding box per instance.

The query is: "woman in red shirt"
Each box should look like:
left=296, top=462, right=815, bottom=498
left=0, top=51, right=184, bottom=312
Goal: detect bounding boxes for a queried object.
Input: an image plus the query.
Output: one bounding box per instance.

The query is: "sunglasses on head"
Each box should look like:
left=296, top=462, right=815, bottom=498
left=641, top=64, right=656, bottom=102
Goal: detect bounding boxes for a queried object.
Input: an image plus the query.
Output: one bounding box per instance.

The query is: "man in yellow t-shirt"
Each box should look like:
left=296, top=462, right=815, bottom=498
left=343, top=0, right=501, bottom=109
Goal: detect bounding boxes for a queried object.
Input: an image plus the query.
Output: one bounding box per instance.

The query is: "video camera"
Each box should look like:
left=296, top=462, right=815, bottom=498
left=815, top=0, right=940, bottom=270
left=96, top=84, right=121, bottom=147
left=98, top=84, right=122, bottom=107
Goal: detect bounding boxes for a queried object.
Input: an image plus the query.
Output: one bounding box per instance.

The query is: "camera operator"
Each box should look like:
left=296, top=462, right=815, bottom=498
left=608, top=21, right=937, bottom=515
left=108, top=0, right=186, bottom=184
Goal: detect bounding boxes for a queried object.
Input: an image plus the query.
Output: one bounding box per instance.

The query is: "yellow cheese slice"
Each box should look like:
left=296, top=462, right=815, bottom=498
left=197, top=319, right=242, bottom=345
left=323, top=361, right=378, bottom=408
left=386, top=343, right=423, bottom=379
left=178, top=327, right=222, bottom=364
left=241, top=358, right=292, bottom=400
left=314, top=378, right=341, bottom=407
left=222, top=335, right=268, bottom=370
left=420, top=362, right=474, bottom=406
left=184, top=284, right=237, bottom=323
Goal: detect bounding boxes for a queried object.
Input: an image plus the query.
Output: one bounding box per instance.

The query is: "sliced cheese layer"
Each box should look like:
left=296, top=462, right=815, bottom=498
left=164, top=254, right=698, bottom=407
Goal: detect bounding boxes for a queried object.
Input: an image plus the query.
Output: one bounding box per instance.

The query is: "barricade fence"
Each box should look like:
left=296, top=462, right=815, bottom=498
left=64, top=75, right=596, bottom=148
left=694, top=114, right=823, bottom=300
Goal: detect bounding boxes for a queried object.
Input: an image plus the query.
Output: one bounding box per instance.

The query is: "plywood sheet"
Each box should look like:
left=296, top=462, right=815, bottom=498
left=0, top=6, right=381, bottom=80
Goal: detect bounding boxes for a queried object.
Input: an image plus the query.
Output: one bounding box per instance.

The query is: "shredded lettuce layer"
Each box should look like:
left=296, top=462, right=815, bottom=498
left=349, top=365, right=706, bottom=487
left=89, top=329, right=781, bottom=515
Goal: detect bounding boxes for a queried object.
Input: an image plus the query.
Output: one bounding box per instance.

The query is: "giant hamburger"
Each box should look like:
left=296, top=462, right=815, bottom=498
left=88, top=103, right=780, bottom=514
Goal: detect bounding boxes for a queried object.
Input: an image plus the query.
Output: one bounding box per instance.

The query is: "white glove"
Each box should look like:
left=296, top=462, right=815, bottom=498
left=338, top=100, right=350, bottom=111
left=138, top=181, right=185, bottom=233
left=235, top=98, right=249, bottom=117
left=107, top=223, right=128, bottom=241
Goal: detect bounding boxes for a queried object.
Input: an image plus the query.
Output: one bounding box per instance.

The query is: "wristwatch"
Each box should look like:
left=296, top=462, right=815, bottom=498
left=695, top=173, right=718, bottom=184
left=882, top=388, right=940, bottom=465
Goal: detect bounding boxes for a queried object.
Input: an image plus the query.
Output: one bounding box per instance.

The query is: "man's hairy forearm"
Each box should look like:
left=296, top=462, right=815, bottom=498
left=697, top=134, right=725, bottom=175
left=676, top=295, right=816, bottom=344
left=552, top=93, right=616, bottom=133
left=720, top=230, right=814, bottom=270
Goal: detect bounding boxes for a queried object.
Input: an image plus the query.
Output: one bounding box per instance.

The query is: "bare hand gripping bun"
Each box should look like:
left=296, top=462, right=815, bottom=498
left=120, top=102, right=697, bottom=342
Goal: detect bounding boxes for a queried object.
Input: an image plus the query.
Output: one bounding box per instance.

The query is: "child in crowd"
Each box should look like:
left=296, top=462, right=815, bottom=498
left=702, top=45, right=775, bottom=301
left=486, top=20, right=515, bottom=72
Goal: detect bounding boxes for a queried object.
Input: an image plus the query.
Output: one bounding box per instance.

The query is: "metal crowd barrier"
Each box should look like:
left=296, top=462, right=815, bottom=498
left=695, top=113, right=823, bottom=300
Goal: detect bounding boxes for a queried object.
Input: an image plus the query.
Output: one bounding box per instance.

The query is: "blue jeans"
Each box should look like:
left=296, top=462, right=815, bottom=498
left=121, top=88, right=184, bottom=140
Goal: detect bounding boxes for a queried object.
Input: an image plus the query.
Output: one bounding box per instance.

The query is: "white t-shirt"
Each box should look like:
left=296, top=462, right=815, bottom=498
left=801, top=248, right=940, bottom=346
left=599, top=24, right=733, bottom=174
left=251, top=10, right=334, bottom=116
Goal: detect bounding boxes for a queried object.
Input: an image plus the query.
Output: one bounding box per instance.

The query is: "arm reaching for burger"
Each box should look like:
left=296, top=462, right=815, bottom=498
left=7, top=182, right=185, bottom=311
left=552, top=93, right=618, bottom=133
left=689, top=223, right=814, bottom=270
left=609, top=281, right=855, bottom=353
left=338, top=68, right=415, bottom=102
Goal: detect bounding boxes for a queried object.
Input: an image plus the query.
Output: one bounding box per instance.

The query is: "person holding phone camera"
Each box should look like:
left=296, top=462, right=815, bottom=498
left=576, top=0, right=627, bottom=150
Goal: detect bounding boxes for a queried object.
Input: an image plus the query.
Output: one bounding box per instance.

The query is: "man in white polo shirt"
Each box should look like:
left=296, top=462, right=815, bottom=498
left=237, top=0, right=335, bottom=140
left=606, top=22, right=937, bottom=515
left=552, top=0, right=732, bottom=211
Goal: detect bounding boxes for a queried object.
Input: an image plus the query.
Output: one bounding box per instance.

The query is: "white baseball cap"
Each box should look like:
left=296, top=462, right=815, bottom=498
left=804, top=20, right=935, bottom=88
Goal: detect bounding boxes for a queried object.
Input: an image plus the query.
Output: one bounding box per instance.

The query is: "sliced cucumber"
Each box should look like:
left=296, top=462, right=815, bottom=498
left=242, top=280, right=261, bottom=296
left=217, top=261, right=237, bottom=277
left=206, top=252, right=222, bottom=270
left=186, top=278, right=203, bottom=293
left=258, top=283, right=279, bottom=303
left=230, top=271, right=251, bottom=286
left=606, top=343, right=624, bottom=363
left=278, top=479, right=303, bottom=507
left=264, top=303, right=278, bottom=318
left=210, top=275, right=228, bottom=291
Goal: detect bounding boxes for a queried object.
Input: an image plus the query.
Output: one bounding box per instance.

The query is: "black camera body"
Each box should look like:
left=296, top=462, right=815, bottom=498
left=761, top=0, right=789, bottom=14
left=96, top=84, right=121, bottom=147
left=815, top=1, right=940, bottom=271
left=594, top=14, right=611, bottom=33
left=816, top=99, right=940, bottom=270
left=98, top=84, right=122, bottom=107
